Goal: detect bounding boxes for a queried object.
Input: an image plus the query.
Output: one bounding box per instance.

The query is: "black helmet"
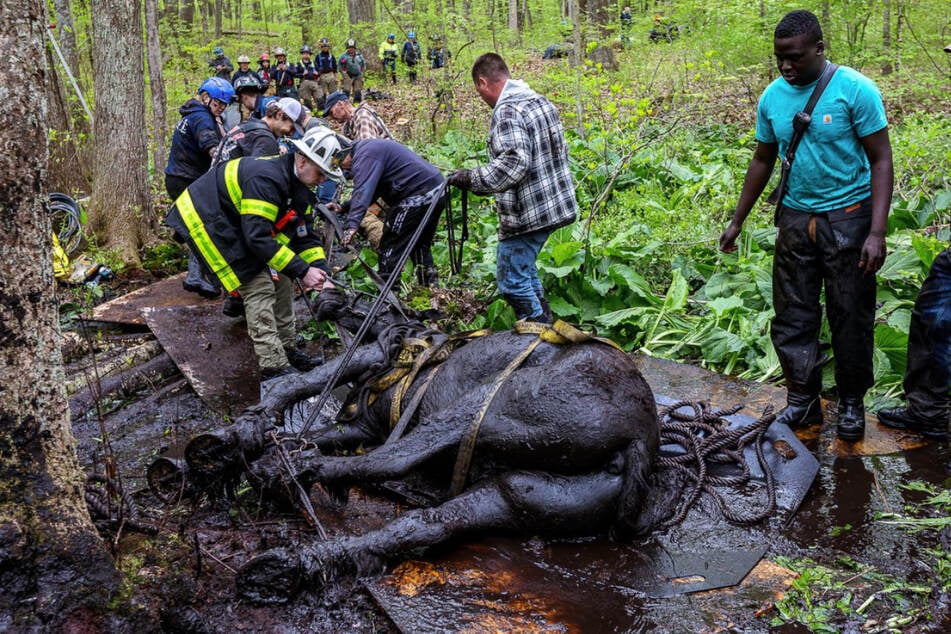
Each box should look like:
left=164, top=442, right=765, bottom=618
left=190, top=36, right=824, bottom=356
left=300, top=44, right=312, bottom=54
left=234, top=75, right=263, bottom=93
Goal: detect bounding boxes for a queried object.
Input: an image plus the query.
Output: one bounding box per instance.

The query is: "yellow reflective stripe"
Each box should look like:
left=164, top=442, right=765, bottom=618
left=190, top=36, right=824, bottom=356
left=175, top=191, right=241, bottom=292
left=299, top=247, right=325, bottom=264
left=275, top=233, right=290, bottom=245
left=224, top=159, right=242, bottom=209
left=268, top=245, right=295, bottom=271
left=241, top=198, right=278, bottom=221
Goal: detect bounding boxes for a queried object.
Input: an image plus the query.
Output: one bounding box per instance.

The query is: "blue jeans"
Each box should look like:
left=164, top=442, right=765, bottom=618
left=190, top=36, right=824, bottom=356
left=497, top=228, right=553, bottom=320
left=904, top=245, right=951, bottom=421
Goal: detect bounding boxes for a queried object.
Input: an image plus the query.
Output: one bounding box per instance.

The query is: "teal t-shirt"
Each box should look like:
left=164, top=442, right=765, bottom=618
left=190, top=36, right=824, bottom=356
left=755, top=64, right=887, bottom=212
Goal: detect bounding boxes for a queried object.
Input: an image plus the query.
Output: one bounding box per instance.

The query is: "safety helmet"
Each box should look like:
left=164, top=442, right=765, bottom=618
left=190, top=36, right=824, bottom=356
left=292, top=127, right=345, bottom=181
left=213, top=46, right=224, bottom=56
left=320, top=38, right=330, bottom=47
left=300, top=44, right=312, bottom=54
left=431, top=34, right=442, bottom=41
left=233, top=74, right=263, bottom=93
left=259, top=52, right=270, bottom=62
left=346, top=38, right=356, bottom=48
left=199, top=77, right=236, bottom=104
left=274, top=47, right=287, bottom=57
left=407, top=31, right=416, bottom=38
left=237, top=55, right=250, bottom=64
left=387, top=33, right=395, bottom=40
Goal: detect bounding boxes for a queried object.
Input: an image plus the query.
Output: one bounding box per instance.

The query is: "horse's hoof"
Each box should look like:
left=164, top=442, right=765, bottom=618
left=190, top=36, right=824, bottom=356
left=236, top=547, right=303, bottom=604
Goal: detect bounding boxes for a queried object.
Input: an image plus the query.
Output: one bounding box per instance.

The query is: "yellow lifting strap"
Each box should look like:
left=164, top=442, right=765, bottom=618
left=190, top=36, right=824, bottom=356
left=449, top=320, right=624, bottom=496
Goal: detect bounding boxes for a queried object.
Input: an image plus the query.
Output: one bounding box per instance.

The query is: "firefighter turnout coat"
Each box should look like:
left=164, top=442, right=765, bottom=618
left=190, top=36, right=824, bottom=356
left=165, top=153, right=328, bottom=292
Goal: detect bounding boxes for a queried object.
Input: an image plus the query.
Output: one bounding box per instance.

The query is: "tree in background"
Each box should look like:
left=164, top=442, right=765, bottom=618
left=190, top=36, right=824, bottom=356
left=0, top=0, right=119, bottom=627
left=88, top=0, right=153, bottom=266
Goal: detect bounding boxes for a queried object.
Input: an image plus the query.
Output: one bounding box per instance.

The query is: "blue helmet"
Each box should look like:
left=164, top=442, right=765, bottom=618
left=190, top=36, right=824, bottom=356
left=199, top=77, right=236, bottom=103
left=213, top=46, right=224, bottom=56
left=387, top=33, right=395, bottom=40
left=407, top=31, right=416, bottom=38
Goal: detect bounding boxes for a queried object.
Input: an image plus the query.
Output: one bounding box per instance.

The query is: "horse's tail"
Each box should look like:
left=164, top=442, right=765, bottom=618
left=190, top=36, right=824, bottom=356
left=610, top=436, right=657, bottom=540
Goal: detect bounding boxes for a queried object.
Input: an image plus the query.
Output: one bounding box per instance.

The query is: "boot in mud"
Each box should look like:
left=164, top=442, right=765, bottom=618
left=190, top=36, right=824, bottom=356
left=836, top=395, right=866, bottom=441
left=877, top=406, right=948, bottom=440
left=416, top=265, right=439, bottom=288
left=774, top=391, right=822, bottom=429
left=538, top=298, right=554, bottom=324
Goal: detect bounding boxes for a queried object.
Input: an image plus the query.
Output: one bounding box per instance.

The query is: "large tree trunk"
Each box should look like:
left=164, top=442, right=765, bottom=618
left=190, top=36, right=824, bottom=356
left=145, top=0, right=167, bottom=190
left=882, top=0, right=893, bottom=74
left=88, top=0, right=152, bottom=266
left=0, top=2, right=119, bottom=628
left=296, top=0, right=314, bottom=49
left=347, top=0, right=375, bottom=24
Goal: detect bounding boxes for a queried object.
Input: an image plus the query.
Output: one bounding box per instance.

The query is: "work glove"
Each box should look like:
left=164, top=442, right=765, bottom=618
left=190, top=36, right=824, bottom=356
left=447, top=169, right=473, bottom=191
left=340, top=227, right=358, bottom=247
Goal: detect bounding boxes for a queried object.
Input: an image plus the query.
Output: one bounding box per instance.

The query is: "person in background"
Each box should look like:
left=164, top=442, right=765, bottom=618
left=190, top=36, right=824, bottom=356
left=165, top=128, right=344, bottom=379
left=164, top=77, right=235, bottom=299
left=401, top=32, right=421, bottom=83
left=272, top=47, right=298, bottom=99
left=257, top=52, right=273, bottom=93
left=209, top=46, right=233, bottom=79
left=296, top=44, right=321, bottom=112
left=428, top=34, right=451, bottom=69
left=379, top=33, right=399, bottom=85
left=231, top=55, right=256, bottom=85
left=315, top=38, right=339, bottom=111
left=338, top=39, right=366, bottom=103
left=718, top=10, right=893, bottom=442
left=448, top=53, right=577, bottom=323
left=234, top=75, right=272, bottom=121
left=620, top=6, right=633, bottom=45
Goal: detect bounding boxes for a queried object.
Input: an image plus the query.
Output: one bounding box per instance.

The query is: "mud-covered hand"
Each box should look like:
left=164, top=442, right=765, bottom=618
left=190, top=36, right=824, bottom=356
left=340, top=227, right=358, bottom=247
left=858, top=233, right=886, bottom=274
left=300, top=266, right=327, bottom=291
left=447, top=169, right=472, bottom=191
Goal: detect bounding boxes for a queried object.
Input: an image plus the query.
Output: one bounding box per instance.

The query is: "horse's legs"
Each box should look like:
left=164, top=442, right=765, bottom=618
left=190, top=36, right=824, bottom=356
left=237, top=468, right=625, bottom=603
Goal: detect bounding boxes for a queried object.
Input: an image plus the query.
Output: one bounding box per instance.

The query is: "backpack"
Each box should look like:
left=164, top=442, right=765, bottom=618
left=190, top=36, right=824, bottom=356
left=345, top=54, right=363, bottom=77
left=211, top=119, right=269, bottom=168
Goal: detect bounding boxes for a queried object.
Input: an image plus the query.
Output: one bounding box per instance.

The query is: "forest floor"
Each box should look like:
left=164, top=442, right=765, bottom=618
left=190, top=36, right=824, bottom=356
left=61, top=266, right=951, bottom=633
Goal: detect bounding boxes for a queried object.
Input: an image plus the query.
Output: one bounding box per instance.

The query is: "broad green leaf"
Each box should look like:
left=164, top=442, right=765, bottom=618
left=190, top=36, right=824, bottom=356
left=707, top=295, right=746, bottom=317
left=662, top=269, right=689, bottom=312
left=550, top=241, right=584, bottom=267
left=701, top=327, right=747, bottom=363
left=596, top=306, right=650, bottom=328
left=874, top=323, right=908, bottom=377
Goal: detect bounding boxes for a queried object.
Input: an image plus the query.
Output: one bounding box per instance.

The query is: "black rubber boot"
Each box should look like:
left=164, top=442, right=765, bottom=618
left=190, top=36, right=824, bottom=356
left=836, top=396, right=866, bottom=441
left=504, top=294, right=541, bottom=322
left=261, top=365, right=297, bottom=380
left=774, top=391, right=822, bottom=429
left=222, top=293, right=245, bottom=318
left=877, top=407, right=948, bottom=440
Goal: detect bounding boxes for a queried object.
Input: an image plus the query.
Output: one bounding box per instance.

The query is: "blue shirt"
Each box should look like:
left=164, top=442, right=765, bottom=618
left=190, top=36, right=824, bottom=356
left=755, top=64, right=887, bottom=212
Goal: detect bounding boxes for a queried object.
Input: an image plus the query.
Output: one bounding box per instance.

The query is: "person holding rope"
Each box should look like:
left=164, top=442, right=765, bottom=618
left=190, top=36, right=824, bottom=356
left=449, top=53, right=577, bottom=323
left=329, top=137, right=446, bottom=287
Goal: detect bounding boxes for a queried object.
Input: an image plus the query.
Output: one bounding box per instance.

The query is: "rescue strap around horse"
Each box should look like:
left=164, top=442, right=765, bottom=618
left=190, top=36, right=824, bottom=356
left=449, top=319, right=626, bottom=496
left=445, top=189, right=468, bottom=275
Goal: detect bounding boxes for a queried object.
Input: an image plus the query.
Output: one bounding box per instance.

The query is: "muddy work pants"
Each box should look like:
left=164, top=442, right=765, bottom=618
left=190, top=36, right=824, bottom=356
left=497, top=227, right=555, bottom=321
left=903, top=245, right=951, bottom=422
left=771, top=201, right=876, bottom=398
left=377, top=187, right=446, bottom=285
left=240, top=268, right=296, bottom=371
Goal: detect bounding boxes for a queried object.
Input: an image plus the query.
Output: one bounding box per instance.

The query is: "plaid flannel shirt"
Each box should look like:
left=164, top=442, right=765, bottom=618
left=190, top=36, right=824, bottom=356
left=342, top=105, right=392, bottom=141
left=469, top=81, right=577, bottom=240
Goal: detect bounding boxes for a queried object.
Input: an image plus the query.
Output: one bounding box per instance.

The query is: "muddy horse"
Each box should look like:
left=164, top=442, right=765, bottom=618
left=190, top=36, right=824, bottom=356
left=158, top=289, right=663, bottom=603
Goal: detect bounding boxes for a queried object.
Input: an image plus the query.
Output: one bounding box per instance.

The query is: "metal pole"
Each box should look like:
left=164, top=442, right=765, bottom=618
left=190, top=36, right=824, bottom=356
left=46, top=27, right=93, bottom=124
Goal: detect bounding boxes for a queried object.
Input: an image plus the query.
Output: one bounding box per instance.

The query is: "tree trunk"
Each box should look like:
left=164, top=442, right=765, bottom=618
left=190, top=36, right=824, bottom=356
left=508, top=0, right=518, bottom=32
left=347, top=0, right=375, bottom=24
left=586, top=0, right=611, bottom=34
left=145, top=0, right=167, bottom=190
left=88, top=0, right=152, bottom=266
left=882, top=0, right=892, bottom=74
left=296, top=0, right=314, bottom=49
left=214, top=0, right=223, bottom=38
left=0, top=1, right=119, bottom=628
left=50, top=0, right=80, bottom=84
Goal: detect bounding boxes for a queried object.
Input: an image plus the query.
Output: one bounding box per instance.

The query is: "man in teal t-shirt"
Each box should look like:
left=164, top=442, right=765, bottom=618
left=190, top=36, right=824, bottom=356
left=720, top=9, right=894, bottom=442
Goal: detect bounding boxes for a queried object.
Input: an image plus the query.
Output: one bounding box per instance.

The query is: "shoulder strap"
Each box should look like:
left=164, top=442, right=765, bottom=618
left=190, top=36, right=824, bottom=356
left=803, top=62, right=838, bottom=116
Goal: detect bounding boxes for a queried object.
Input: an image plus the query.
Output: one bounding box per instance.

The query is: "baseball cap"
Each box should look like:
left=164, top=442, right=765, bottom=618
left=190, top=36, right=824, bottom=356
left=276, top=98, right=306, bottom=135
left=321, top=91, right=349, bottom=117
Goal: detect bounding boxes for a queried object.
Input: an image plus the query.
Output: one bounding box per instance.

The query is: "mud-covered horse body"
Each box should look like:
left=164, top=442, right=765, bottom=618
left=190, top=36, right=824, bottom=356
left=165, top=291, right=661, bottom=604
left=236, top=324, right=660, bottom=603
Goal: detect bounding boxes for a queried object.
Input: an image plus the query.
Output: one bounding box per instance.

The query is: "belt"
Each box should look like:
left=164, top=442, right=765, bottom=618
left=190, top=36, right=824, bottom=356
left=780, top=197, right=870, bottom=216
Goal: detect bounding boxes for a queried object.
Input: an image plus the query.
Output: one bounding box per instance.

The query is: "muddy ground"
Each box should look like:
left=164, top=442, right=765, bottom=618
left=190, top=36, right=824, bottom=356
left=62, top=270, right=951, bottom=633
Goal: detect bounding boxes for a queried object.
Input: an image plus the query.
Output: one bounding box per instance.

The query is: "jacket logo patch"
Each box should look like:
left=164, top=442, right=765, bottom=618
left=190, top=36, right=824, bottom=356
left=822, top=114, right=832, bottom=124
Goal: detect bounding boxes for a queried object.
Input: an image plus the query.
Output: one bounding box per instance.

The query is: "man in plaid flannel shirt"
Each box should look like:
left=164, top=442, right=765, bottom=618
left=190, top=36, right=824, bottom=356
left=449, top=53, right=577, bottom=322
